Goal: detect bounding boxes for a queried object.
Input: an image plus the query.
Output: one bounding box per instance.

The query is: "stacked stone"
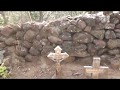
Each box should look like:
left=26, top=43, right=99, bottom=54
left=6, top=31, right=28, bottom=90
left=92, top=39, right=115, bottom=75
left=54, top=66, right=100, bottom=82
left=0, top=13, right=120, bottom=66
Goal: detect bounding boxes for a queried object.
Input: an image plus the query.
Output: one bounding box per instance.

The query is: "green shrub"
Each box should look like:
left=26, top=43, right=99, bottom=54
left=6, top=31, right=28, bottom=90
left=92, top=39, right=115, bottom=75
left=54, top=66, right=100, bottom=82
left=0, top=66, right=9, bottom=79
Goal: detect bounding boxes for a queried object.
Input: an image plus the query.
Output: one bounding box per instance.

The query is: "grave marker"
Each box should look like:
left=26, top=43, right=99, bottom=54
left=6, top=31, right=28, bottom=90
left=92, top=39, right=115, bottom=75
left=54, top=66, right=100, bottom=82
left=84, top=57, right=109, bottom=79
left=47, top=46, right=69, bottom=79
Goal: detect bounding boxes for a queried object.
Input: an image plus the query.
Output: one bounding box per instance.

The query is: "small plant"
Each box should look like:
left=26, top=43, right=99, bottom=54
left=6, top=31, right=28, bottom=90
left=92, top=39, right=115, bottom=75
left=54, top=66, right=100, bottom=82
left=0, top=65, right=9, bottom=79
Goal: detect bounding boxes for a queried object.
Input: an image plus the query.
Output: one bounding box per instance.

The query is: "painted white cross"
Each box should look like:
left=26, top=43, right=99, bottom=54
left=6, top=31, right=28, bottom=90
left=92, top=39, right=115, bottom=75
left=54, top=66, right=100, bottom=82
left=84, top=57, right=109, bottom=79
left=47, top=46, right=69, bottom=78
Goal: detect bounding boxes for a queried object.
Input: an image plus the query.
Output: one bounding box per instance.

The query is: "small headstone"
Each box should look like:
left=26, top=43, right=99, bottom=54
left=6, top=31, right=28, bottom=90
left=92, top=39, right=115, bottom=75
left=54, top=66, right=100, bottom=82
left=84, top=57, right=109, bottom=79
left=47, top=46, right=69, bottom=79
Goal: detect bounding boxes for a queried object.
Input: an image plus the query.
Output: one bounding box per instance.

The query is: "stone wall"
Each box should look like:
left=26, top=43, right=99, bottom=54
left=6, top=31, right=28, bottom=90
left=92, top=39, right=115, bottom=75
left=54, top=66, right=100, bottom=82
left=1, top=12, right=120, bottom=66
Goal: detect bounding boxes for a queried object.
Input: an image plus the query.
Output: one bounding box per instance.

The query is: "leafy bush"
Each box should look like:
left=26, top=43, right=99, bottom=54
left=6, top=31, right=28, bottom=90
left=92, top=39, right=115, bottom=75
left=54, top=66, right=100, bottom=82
left=0, top=66, right=9, bottom=79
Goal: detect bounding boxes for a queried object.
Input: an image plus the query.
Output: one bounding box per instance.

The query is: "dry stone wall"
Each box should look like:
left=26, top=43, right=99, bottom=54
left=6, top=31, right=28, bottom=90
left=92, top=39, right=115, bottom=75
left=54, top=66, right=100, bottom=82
left=1, top=13, right=120, bottom=66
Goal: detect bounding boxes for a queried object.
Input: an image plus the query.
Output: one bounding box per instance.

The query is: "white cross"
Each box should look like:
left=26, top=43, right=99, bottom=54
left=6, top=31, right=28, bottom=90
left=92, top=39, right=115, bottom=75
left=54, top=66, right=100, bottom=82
left=84, top=57, right=109, bottom=79
left=47, top=46, right=69, bottom=78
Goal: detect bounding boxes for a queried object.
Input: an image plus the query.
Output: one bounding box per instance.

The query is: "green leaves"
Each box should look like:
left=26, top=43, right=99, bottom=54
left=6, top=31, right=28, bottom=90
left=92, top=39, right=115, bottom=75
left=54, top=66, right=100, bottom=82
left=0, top=66, right=9, bottom=79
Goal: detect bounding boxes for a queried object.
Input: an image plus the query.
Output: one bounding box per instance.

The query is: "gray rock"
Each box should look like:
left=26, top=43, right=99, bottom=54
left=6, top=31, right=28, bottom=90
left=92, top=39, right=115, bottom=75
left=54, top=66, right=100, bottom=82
left=110, top=17, right=119, bottom=24
left=73, top=32, right=94, bottom=43
left=105, top=23, right=115, bottom=29
left=105, top=30, right=116, bottom=39
left=84, top=26, right=91, bottom=32
left=29, top=47, right=40, bottom=56
left=47, top=27, right=61, bottom=37
left=59, top=32, right=72, bottom=40
left=87, top=43, right=97, bottom=56
left=5, top=37, right=16, bottom=45
left=84, top=18, right=96, bottom=26
left=16, top=46, right=28, bottom=57
left=116, top=33, right=120, bottom=38
left=41, top=46, right=54, bottom=56
left=16, top=31, right=24, bottom=39
left=95, top=23, right=105, bottom=30
left=115, top=24, right=120, bottom=29
left=97, top=48, right=108, bottom=55
left=1, top=26, right=14, bottom=37
left=107, top=39, right=120, bottom=49
left=40, top=39, right=50, bottom=46
left=21, top=22, right=32, bottom=30
left=33, top=40, right=42, bottom=51
left=77, top=20, right=86, bottom=29
left=24, top=30, right=36, bottom=41
left=48, top=36, right=63, bottom=44
left=0, top=36, right=6, bottom=42
left=71, top=50, right=90, bottom=57
left=108, top=49, right=119, bottom=55
left=114, top=29, right=120, bottom=33
left=62, top=41, right=73, bottom=55
left=90, top=30, right=105, bottom=39
left=25, top=54, right=33, bottom=62
left=22, top=41, right=32, bottom=49
left=67, top=25, right=82, bottom=32
left=93, top=40, right=106, bottom=49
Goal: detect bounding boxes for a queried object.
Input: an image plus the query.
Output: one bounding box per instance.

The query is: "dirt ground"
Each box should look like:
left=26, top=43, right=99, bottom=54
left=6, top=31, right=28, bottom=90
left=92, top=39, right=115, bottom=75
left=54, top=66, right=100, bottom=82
left=7, top=59, right=120, bottom=79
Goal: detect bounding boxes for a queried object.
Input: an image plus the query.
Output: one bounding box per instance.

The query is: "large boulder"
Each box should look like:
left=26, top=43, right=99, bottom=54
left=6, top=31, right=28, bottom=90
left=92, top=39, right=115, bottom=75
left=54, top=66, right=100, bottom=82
left=84, top=26, right=91, bottom=33
left=93, top=40, right=106, bottom=49
left=83, top=18, right=96, bottom=26
left=97, top=48, right=108, bottom=55
left=77, top=20, right=86, bottom=29
left=5, top=37, right=16, bottom=45
left=40, top=39, right=50, bottom=46
left=24, top=30, right=36, bottom=41
left=67, top=25, right=82, bottom=32
left=71, top=45, right=89, bottom=57
left=71, top=50, right=90, bottom=57
left=16, top=31, right=24, bottom=40
left=59, top=32, right=72, bottom=40
left=0, top=36, right=6, bottom=42
left=21, top=22, right=32, bottom=30
left=16, top=46, right=28, bottom=57
left=105, top=30, right=116, bottom=39
left=87, top=43, right=97, bottom=56
left=90, top=30, right=105, bottom=39
left=110, top=17, right=119, bottom=24
left=46, top=27, right=61, bottom=37
left=1, top=24, right=20, bottom=37
left=107, top=39, right=120, bottom=49
left=41, top=46, right=54, bottom=56
left=114, top=29, right=120, bottom=33
left=25, top=54, right=39, bottom=62
left=115, top=24, right=120, bottom=29
left=22, top=41, right=32, bottom=49
left=105, top=23, right=115, bottom=29
left=73, top=32, right=94, bottom=43
left=48, top=36, right=63, bottom=44
left=29, top=47, right=40, bottom=56
left=95, top=23, right=105, bottom=30
left=62, top=41, right=73, bottom=55
left=116, top=33, right=120, bottom=38
left=108, top=49, right=119, bottom=55
left=32, top=40, right=42, bottom=51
